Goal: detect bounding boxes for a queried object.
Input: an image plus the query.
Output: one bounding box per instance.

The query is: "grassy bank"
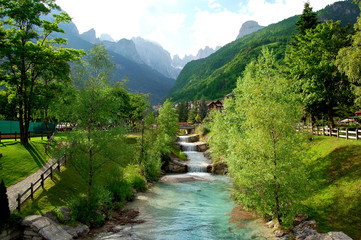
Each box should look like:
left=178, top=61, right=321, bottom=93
left=303, top=136, right=361, bottom=239
left=0, top=136, right=61, bottom=187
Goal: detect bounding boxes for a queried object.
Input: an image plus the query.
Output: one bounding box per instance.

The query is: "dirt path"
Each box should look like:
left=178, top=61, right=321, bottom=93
left=6, top=158, right=56, bottom=211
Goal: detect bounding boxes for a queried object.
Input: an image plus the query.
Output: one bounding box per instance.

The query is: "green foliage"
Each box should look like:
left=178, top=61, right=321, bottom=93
left=337, top=15, right=361, bottom=105
left=0, top=179, right=10, bottom=229
left=295, top=2, right=319, bottom=34
left=210, top=49, right=309, bottom=226
left=187, top=109, right=196, bottom=123
left=168, top=1, right=359, bottom=103
left=0, top=0, right=83, bottom=144
left=176, top=102, right=189, bottom=122
left=286, top=20, right=353, bottom=127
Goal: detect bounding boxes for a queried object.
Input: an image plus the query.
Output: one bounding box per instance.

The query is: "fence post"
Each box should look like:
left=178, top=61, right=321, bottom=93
left=357, top=129, right=359, bottom=140
left=0, top=131, right=1, bottom=143
left=346, top=128, right=348, bottom=140
left=41, top=131, right=43, bottom=141
left=57, top=160, right=60, bottom=171
left=316, top=127, right=318, bottom=135
left=17, top=194, right=21, bottom=211
left=41, top=174, right=44, bottom=189
left=15, top=131, right=17, bottom=141
left=30, top=183, right=34, bottom=200
left=322, top=127, right=325, bottom=136
left=28, top=131, right=31, bottom=141
left=329, top=128, right=332, bottom=137
left=50, top=167, right=53, bottom=180
left=337, top=128, right=339, bottom=138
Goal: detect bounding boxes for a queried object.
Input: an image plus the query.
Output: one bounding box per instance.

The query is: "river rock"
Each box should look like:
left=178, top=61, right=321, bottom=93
left=59, top=207, right=72, bottom=222
left=211, top=161, right=228, bottom=175
left=164, top=158, right=187, bottom=173
left=22, top=215, right=72, bottom=240
left=195, top=142, right=208, bottom=152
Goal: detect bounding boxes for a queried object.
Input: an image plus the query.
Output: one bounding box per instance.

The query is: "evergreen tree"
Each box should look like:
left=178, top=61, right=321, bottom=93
left=295, top=2, right=319, bottom=35
left=287, top=21, right=353, bottom=127
left=0, top=179, right=10, bottom=227
left=199, top=99, right=209, bottom=120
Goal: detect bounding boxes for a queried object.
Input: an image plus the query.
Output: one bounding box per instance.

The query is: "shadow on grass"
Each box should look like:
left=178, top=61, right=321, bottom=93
left=304, top=145, right=361, bottom=239
left=24, top=143, right=46, bottom=168
left=20, top=165, right=87, bottom=216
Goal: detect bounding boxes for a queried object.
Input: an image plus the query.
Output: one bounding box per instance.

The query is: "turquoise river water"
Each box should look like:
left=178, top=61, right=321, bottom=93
left=90, top=136, right=274, bottom=240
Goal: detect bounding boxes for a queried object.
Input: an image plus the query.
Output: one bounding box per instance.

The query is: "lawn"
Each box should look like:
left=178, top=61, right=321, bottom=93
left=0, top=135, right=63, bottom=187
left=303, top=136, right=361, bottom=240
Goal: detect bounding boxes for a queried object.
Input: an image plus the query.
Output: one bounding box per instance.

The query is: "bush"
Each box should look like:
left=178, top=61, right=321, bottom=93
left=142, top=153, right=161, bottom=182
left=69, top=187, right=112, bottom=227
left=125, top=167, right=147, bottom=192
left=197, top=124, right=210, bottom=136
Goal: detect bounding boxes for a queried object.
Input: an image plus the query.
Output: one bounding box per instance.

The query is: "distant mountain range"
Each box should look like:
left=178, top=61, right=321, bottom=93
left=167, top=0, right=360, bottom=102
left=52, top=14, right=222, bottom=104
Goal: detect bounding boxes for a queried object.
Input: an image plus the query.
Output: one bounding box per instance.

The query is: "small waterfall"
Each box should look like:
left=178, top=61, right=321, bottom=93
left=177, top=135, right=209, bottom=173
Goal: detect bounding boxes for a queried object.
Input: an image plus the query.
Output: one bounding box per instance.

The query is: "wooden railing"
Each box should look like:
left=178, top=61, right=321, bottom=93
left=16, top=154, right=68, bottom=211
left=299, top=126, right=361, bottom=140
left=0, top=131, right=53, bottom=143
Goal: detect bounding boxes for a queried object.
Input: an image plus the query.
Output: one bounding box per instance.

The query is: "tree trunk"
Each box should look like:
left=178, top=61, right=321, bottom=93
left=310, top=113, right=315, bottom=134
left=328, top=107, right=335, bottom=129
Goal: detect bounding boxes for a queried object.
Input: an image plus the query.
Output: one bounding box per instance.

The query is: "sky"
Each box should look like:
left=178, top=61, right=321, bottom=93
left=56, top=0, right=340, bottom=58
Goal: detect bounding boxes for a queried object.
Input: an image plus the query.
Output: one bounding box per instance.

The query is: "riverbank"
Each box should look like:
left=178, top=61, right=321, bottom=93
left=83, top=173, right=276, bottom=240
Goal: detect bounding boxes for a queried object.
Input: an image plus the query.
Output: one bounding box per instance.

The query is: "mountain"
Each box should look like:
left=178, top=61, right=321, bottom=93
left=167, top=1, right=360, bottom=102
left=100, top=33, right=114, bottom=42
left=132, top=37, right=181, bottom=79
left=236, top=20, right=264, bottom=39
left=102, top=39, right=143, bottom=64
left=49, top=12, right=176, bottom=105
left=172, top=46, right=221, bottom=69
left=79, top=28, right=97, bottom=43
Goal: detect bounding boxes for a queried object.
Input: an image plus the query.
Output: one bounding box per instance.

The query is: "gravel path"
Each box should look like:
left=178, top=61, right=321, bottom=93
left=6, top=158, right=57, bottom=211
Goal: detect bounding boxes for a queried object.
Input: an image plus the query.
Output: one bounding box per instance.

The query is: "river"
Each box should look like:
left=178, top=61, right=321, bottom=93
left=88, top=135, right=275, bottom=240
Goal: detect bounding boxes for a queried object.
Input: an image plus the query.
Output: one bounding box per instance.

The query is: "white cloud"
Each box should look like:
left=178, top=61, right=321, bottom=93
left=56, top=0, right=342, bottom=56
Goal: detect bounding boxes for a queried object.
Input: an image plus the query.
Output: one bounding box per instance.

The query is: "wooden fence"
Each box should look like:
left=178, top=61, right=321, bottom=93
left=16, top=154, right=68, bottom=212
left=299, top=126, right=361, bottom=140
left=0, top=131, right=53, bottom=143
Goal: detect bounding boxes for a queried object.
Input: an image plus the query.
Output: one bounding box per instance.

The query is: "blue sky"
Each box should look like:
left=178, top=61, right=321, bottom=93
left=56, top=0, right=340, bottom=57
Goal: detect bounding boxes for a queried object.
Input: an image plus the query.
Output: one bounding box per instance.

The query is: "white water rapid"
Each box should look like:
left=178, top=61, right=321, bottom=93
left=177, top=135, right=210, bottom=173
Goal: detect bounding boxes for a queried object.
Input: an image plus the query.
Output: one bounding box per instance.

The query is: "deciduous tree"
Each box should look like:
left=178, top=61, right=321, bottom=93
left=0, top=0, right=82, bottom=144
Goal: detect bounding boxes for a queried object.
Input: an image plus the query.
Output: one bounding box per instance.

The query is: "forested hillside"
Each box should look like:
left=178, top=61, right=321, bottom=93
left=168, top=0, right=359, bottom=102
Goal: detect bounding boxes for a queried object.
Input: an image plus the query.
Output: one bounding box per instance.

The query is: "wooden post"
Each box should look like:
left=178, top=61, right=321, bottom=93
left=337, top=128, right=339, bottom=138
left=30, top=183, right=34, bottom=200
left=322, top=127, right=325, bottom=136
left=50, top=167, right=53, bottom=180
left=41, top=131, right=43, bottom=141
left=28, top=131, right=31, bottom=141
left=329, top=128, right=332, bottom=137
left=57, top=160, right=60, bottom=171
left=346, top=128, right=348, bottom=140
left=41, top=174, right=44, bottom=189
left=356, top=129, right=359, bottom=140
left=15, top=131, right=17, bottom=141
left=17, top=194, right=21, bottom=211
left=0, top=131, right=1, bottom=143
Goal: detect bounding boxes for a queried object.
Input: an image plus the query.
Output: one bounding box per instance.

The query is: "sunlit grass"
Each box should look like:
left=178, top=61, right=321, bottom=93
left=0, top=136, right=61, bottom=187
left=303, top=136, right=361, bottom=239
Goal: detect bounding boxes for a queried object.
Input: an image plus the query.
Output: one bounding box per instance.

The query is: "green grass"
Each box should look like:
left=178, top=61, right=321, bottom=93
left=20, top=163, right=146, bottom=217
left=303, top=136, right=361, bottom=240
left=0, top=137, right=60, bottom=187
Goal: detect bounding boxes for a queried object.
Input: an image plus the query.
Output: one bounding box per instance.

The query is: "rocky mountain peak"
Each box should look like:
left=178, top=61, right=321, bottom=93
left=236, top=20, right=264, bottom=40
